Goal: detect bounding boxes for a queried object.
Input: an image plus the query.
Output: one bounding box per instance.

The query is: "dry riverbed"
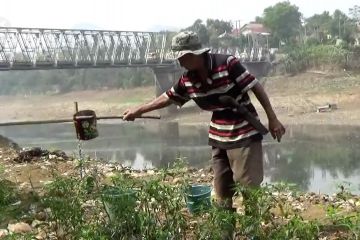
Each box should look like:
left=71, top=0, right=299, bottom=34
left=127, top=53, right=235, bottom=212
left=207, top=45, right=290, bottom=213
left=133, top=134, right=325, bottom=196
left=0, top=72, right=360, bottom=127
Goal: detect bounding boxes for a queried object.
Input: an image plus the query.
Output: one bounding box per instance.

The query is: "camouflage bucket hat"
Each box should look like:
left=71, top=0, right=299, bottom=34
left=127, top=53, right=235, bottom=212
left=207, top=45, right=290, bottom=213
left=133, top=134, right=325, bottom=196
left=171, top=31, right=210, bottom=59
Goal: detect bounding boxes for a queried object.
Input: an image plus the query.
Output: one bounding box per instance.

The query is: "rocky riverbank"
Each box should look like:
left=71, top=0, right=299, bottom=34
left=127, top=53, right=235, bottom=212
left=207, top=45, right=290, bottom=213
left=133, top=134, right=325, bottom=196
left=1, top=145, right=360, bottom=239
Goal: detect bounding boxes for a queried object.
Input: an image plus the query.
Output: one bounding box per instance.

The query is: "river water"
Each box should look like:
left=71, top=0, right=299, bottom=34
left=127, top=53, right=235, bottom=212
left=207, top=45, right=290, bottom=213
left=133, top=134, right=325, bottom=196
left=1, top=121, right=359, bottom=194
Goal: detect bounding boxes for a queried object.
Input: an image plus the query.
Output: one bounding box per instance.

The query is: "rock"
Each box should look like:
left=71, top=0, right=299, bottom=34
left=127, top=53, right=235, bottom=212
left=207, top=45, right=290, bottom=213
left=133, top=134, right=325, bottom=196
left=0, top=229, right=9, bottom=238
left=147, top=170, right=155, bottom=175
left=35, top=211, right=47, bottom=221
left=8, top=222, right=32, bottom=233
left=172, top=177, right=181, bottom=184
left=348, top=199, right=355, bottom=206
left=14, top=147, right=47, bottom=163
left=82, top=200, right=96, bottom=208
left=51, top=150, right=68, bottom=160
left=35, top=230, right=47, bottom=240
left=105, top=172, right=117, bottom=178
left=31, top=220, right=43, bottom=228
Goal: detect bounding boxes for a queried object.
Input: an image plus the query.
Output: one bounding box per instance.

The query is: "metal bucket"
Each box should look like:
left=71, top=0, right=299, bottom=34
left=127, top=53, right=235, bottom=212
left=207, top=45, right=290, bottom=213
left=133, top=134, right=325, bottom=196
left=73, top=110, right=99, bottom=140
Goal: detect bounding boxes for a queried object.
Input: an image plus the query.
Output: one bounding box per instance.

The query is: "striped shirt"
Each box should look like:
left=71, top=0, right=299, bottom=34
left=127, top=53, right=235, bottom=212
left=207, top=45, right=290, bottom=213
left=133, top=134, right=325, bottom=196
left=165, top=53, right=263, bottom=149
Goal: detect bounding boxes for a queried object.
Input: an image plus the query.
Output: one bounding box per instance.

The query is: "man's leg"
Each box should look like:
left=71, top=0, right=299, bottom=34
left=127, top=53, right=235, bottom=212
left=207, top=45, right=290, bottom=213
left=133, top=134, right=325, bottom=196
left=212, top=146, right=235, bottom=210
left=226, top=140, right=264, bottom=215
left=226, top=140, right=263, bottom=188
left=212, top=147, right=237, bottom=239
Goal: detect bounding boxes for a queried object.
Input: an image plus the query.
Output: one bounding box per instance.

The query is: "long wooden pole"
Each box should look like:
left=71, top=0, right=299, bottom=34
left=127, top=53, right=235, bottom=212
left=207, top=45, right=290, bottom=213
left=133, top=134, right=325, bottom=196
left=0, top=115, right=161, bottom=127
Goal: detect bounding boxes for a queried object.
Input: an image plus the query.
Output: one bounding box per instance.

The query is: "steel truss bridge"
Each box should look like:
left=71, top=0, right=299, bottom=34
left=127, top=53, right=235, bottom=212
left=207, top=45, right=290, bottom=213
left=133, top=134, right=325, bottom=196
left=0, top=27, right=269, bottom=71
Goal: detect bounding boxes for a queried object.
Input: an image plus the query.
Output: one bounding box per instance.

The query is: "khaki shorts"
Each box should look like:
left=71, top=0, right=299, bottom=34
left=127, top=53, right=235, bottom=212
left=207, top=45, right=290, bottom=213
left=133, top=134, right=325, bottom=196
left=212, top=140, right=263, bottom=199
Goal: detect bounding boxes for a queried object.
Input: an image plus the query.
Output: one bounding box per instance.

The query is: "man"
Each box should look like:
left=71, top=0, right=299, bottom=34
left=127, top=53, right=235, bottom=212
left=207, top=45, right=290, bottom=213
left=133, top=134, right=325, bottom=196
left=123, top=31, right=285, bottom=211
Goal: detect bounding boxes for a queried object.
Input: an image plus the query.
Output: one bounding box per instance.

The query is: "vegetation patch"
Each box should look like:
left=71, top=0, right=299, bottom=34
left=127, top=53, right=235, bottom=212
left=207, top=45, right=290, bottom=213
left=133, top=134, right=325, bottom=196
left=0, top=158, right=359, bottom=239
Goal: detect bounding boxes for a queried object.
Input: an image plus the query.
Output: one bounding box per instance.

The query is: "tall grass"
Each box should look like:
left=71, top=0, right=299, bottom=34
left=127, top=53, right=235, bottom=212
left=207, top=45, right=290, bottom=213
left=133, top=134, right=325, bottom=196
left=282, top=45, right=350, bottom=74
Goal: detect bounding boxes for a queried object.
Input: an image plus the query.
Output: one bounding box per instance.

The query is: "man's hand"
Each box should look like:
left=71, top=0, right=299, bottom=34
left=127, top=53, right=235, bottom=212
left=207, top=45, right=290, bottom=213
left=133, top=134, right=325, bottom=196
left=123, top=108, right=142, bottom=121
left=122, top=93, right=172, bottom=121
left=268, top=118, right=285, bottom=142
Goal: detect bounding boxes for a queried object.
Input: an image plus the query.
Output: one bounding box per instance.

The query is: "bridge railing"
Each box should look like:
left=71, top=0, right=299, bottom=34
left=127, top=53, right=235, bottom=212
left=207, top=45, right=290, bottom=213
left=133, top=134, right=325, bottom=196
left=0, top=27, right=177, bottom=70
left=211, top=47, right=269, bottom=62
left=0, top=27, right=269, bottom=70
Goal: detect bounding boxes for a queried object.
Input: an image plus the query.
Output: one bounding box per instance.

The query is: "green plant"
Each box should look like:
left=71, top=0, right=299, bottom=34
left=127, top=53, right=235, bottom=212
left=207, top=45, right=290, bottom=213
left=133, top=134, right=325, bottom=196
left=325, top=185, right=360, bottom=239
left=194, top=207, right=237, bottom=240
left=109, top=163, right=189, bottom=239
left=282, top=44, right=350, bottom=73
left=269, top=216, right=319, bottom=239
left=0, top=179, right=18, bottom=224
left=3, top=156, right=359, bottom=239
left=42, top=176, right=87, bottom=238
left=2, top=233, right=35, bottom=240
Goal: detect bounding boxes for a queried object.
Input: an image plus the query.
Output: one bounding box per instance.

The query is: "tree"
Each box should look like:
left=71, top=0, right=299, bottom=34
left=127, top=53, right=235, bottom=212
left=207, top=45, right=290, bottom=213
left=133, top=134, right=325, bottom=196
left=305, top=11, right=332, bottom=43
left=206, top=19, right=233, bottom=47
left=261, top=1, right=302, bottom=44
left=349, top=5, right=360, bottom=22
left=330, top=10, right=356, bottom=44
left=184, top=19, right=210, bottom=45
left=184, top=19, right=234, bottom=48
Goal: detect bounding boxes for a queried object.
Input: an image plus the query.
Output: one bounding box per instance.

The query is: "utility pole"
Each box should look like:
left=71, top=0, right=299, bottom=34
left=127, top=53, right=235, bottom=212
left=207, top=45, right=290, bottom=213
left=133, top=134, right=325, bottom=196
left=233, top=20, right=242, bottom=47
left=338, top=16, right=341, bottom=39
left=234, top=20, right=241, bottom=37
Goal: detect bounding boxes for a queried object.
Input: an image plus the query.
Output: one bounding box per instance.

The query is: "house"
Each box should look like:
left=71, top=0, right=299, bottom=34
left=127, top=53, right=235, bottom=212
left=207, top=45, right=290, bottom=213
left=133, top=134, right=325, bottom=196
left=232, top=22, right=271, bottom=50
left=238, top=23, right=270, bottom=36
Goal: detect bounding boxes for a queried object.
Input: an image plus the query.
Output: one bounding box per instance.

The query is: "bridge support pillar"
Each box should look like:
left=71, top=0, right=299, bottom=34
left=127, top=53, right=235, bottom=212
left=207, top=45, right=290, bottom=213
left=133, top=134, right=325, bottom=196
left=152, top=66, right=182, bottom=115
left=242, top=62, right=272, bottom=79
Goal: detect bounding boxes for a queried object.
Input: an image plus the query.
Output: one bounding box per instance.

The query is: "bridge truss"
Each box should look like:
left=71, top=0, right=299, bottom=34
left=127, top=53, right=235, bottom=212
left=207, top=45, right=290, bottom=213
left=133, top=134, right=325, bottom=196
left=0, top=27, right=269, bottom=71
left=0, top=27, right=179, bottom=70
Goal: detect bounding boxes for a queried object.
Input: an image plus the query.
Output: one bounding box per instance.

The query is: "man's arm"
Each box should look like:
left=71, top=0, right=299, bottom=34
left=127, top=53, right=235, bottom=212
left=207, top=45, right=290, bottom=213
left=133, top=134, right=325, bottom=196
left=251, top=82, right=285, bottom=142
left=123, top=93, right=173, bottom=121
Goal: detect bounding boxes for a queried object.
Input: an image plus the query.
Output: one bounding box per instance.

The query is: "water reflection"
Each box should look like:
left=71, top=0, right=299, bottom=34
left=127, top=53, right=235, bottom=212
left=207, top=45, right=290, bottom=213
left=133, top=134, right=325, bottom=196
left=263, top=125, right=360, bottom=194
left=0, top=122, right=359, bottom=194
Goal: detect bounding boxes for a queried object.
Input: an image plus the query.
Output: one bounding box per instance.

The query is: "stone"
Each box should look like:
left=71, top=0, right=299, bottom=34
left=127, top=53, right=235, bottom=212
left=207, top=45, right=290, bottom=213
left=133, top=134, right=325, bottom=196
left=172, top=177, right=181, bottom=184
left=35, top=230, right=47, bottom=240
left=8, top=222, right=32, bottom=233
left=31, top=220, right=44, bottom=228
left=0, top=229, right=9, bottom=238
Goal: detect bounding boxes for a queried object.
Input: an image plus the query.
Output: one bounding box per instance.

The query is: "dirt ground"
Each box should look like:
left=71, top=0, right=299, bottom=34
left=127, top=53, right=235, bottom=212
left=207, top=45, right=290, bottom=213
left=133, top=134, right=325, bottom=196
left=0, top=71, right=359, bottom=127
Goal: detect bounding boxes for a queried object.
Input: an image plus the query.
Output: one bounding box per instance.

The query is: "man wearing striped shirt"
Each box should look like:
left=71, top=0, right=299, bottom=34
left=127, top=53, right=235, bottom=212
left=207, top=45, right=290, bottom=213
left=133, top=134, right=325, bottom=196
left=123, top=31, right=285, bottom=211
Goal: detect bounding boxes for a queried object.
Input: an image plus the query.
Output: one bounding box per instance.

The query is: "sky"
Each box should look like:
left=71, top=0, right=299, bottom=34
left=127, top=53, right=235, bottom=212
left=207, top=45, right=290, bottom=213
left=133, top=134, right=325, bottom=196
left=0, top=0, right=359, bottom=31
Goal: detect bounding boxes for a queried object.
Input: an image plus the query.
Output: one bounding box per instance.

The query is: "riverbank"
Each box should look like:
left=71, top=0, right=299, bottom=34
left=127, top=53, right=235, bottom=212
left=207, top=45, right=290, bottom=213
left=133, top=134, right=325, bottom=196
left=0, top=72, right=360, bottom=127
left=0, top=147, right=359, bottom=239
left=1, top=71, right=360, bottom=238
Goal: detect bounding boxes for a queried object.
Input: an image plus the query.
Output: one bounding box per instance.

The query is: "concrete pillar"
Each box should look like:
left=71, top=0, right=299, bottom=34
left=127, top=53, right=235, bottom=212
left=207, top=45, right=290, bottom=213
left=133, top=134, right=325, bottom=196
left=243, top=61, right=272, bottom=79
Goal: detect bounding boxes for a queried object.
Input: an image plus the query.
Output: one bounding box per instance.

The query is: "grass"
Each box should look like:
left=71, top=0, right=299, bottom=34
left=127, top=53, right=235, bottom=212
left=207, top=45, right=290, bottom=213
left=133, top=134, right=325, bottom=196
left=0, top=159, right=359, bottom=239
